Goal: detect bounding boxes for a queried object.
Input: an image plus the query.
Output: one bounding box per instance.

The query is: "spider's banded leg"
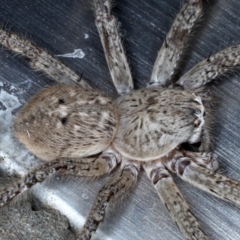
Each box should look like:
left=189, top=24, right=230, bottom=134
left=177, top=45, right=240, bottom=90
left=94, top=0, right=133, bottom=95
left=64, top=148, right=121, bottom=177
left=198, top=125, right=211, bottom=152
left=0, top=154, right=119, bottom=208
left=182, top=150, right=219, bottom=171
left=190, top=87, right=212, bottom=152
left=149, top=0, right=202, bottom=87
left=144, top=161, right=208, bottom=240
left=0, top=29, right=89, bottom=87
left=165, top=156, right=240, bottom=206
left=78, top=159, right=139, bottom=240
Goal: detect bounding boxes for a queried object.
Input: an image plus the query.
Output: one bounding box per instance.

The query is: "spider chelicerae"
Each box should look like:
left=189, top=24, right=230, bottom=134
left=1, top=0, right=240, bottom=239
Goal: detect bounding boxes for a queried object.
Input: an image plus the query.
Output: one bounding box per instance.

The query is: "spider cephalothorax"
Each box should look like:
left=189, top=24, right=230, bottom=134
left=114, top=88, right=205, bottom=161
left=1, top=0, right=240, bottom=240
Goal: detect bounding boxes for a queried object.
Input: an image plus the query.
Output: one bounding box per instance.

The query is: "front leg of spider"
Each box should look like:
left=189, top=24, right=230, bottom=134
left=144, top=159, right=208, bottom=240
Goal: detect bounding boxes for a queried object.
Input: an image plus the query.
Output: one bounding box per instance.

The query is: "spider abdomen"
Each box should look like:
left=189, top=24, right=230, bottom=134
left=113, top=88, right=205, bottom=161
left=14, top=84, right=118, bottom=161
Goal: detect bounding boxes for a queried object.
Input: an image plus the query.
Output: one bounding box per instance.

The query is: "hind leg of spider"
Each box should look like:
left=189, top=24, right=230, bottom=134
left=143, top=160, right=208, bottom=240
left=0, top=151, right=120, bottom=208
left=177, top=45, right=240, bottom=90
left=165, top=155, right=240, bottom=206
left=78, top=159, right=139, bottom=240
left=0, top=28, right=89, bottom=87
left=94, top=0, right=134, bottom=95
left=148, top=0, right=202, bottom=88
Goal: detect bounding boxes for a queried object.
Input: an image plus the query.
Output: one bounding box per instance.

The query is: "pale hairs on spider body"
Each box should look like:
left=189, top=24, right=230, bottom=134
left=1, top=0, right=240, bottom=239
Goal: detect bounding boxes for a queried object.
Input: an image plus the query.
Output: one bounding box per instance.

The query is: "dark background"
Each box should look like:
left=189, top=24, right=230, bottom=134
left=0, top=0, right=240, bottom=239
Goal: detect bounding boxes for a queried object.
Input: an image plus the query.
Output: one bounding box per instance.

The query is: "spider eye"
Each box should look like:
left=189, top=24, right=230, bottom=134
left=58, top=98, right=65, bottom=104
left=194, top=119, right=201, bottom=127
left=194, top=109, right=201, bottom=115
left=203, top=111, right=206, bottom=117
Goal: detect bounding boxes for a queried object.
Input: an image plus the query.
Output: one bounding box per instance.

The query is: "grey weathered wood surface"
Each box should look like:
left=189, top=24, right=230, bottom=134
left=0, top=0, right=240, bottom=239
